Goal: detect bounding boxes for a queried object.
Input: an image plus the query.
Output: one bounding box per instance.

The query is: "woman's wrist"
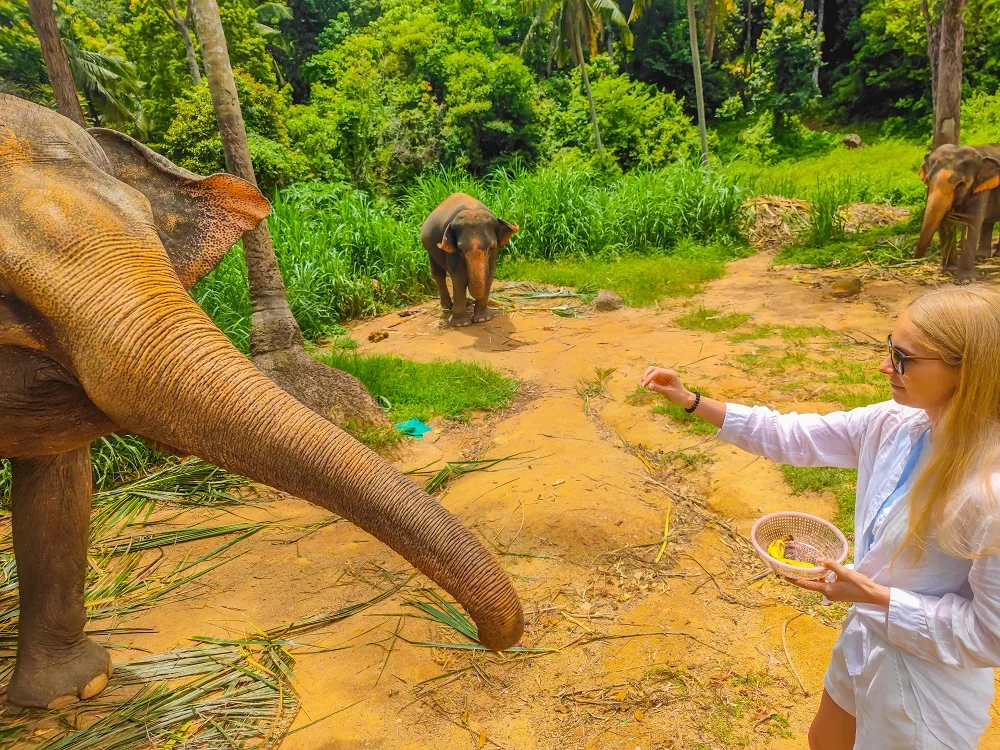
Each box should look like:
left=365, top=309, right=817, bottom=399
left=680, top=390, right=698, bottom=410
left=865, top=581, right=891, bottom=608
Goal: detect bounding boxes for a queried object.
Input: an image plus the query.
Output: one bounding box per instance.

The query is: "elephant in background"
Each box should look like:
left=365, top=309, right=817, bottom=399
left=0, top=95, right=523, bottom=710
left=914, top=143, right=1000, bottom=281
left=420, top=193, right=518, bottom=326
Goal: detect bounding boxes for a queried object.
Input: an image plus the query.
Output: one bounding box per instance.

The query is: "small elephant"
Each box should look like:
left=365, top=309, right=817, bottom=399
left=420, top=193, right=518, bottom=326
left=914, top=143, right=1000, bottom=281
left=0, top=95, right=523, bottom=710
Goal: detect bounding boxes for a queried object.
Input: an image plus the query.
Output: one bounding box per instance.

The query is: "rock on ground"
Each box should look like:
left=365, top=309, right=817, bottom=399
left=595, top=289, right=625, bottom=311
left=842, top=134, right=863, bottom=149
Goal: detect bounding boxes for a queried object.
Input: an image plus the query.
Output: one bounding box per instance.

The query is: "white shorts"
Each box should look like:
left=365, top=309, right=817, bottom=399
left=824, top=635, right=953, bottom=749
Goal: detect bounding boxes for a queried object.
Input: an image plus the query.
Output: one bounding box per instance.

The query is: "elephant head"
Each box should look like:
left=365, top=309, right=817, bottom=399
left=915, top=144, right=1000, bottom=259
left=438, top=208, right=518, bottom=301
left=0, top=95, right=523, bottom=651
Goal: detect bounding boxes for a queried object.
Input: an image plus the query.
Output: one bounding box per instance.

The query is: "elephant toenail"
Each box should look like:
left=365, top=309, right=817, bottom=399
left=47, top=694, right=80, bottom=710
left=81, top=673, right=109, bottom=700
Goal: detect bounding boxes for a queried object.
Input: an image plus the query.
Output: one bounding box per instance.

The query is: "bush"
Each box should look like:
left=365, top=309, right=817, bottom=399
left=750, top=1, right=821, bottom=129
left=962, top=90, right=1000, bottom=145
left=543, top=59, right=700, bottom=170
left=159, top=73, right=308, bottom=192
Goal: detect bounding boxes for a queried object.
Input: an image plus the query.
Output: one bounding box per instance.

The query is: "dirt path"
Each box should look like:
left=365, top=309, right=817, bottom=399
left=12, top=254, right=999, bottom=749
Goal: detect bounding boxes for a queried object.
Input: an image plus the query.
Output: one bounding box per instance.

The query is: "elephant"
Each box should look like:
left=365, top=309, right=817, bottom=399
left=0, top=94, right=523, bottom=710
left=420, top=193, right=518, bottom=326
left=914, top=143, right=1000, bottom=281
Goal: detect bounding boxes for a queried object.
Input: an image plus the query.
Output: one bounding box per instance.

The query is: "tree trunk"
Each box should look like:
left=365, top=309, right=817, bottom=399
left=605, top=25, right=614, bottom=58
left=26, top=0, right=86, bottom=126
left=687, top=0, right=710, bottom=165
left=189, top=0, right=390, bottom=430
left=812, top=0, right=824, bottom=86
left=166, top=0, right=202, bottom=84
left=745, top=0, right=753, bottom=75
left=933, top=0, right=966, bottom=147
left=573, top=28, right=604, bottom=156
left=922, top=0, right=940, bottom=115
left=704, top=0, right=717, bottom=64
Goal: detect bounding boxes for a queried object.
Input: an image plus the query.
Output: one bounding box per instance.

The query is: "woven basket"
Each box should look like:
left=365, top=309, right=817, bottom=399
left=751, top=512, right=849, bottom=580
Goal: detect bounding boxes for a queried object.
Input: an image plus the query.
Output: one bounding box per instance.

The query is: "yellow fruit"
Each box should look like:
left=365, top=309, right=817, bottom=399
left=767, top=537, right=815, bottom=568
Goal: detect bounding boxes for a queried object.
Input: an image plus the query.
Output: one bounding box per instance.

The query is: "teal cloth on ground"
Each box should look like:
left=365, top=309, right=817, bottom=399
left=395, top=418, right=432, bottom=438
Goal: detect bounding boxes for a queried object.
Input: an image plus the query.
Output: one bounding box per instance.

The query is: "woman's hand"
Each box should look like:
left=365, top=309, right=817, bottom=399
left=786, top=559, right=891, bottom=608
left=641, top=366, right=695, bottom=408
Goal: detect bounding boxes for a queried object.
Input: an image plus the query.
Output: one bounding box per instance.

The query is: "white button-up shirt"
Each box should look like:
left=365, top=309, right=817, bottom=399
left=719, top=401, right=1000, bottom=749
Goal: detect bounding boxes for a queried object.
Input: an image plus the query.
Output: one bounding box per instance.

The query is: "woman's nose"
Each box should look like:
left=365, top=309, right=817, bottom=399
left=877, top=355, right=895, bottom=375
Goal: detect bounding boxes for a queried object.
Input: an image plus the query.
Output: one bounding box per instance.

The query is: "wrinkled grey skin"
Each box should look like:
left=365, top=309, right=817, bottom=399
left=0, top=94, right=524, bottom=710
left=914, top=143, right=1000, bottom=282
left=420, top=193, right=518, bottom=326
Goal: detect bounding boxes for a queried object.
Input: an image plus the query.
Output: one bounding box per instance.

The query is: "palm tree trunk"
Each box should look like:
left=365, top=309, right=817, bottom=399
left=704, top=0, right=717, bottom=63
left=687, top=0, right=710, bottom=165
left=26, top=0, right=86, bottom=126
left=933, top=0, right=965, bottom=146
left=812, top=0, right=824, bottom=85
left=190, top=0, right=390, bottom=429
left=166, top=0, right=202, bottom=84
left=922, top=0, right=940, bottom=115
left=572, top=28, right=604, bottom=156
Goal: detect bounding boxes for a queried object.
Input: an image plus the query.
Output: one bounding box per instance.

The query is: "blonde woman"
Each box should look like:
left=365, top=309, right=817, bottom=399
left=642, top=285, right=1000, bottom=750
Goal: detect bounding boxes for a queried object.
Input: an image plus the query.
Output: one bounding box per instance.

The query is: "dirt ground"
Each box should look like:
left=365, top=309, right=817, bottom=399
left=9, top=252, right=1000, bottom=749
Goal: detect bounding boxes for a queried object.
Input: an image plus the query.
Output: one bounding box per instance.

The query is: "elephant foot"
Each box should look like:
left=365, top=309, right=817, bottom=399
left=954, top=271, right=976, bottom=284
left=6, top=638, right=112, bottom=709
left=472, top=308, right=498, bottom=324
left=449, top=312, right=472, bottom=327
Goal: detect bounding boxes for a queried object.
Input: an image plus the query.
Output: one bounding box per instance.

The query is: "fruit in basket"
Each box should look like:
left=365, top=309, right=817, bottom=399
left=767, top=536, right=821, bottom=568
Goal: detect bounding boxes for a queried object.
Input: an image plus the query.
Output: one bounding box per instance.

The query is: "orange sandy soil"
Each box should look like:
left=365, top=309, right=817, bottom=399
left=5, top=252, right=1000, bottom=749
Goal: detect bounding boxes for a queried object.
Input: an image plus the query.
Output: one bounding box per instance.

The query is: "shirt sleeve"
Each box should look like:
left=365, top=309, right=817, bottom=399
left=886, top=474, right=1000, bottom=669
left=886, top=553, right=1000, bottom=669
left=716, top=402, right=881, bottom=469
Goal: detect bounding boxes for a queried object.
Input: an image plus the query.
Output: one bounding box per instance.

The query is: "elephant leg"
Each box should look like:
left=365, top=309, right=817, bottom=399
left=471, top=298, right=497, bottom=324
left=955, top=220, right=981, bottom=283
left=977, top=222, right=994, bottom=261
left=429, top=256, right=452, bottom=311
left=449, top=270, right=472, bottom=327
left=6, top=447, right=112, bottom=709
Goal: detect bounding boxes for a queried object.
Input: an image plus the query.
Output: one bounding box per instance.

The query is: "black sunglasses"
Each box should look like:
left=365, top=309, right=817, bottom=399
left=887, top=334, right=942, bottom=375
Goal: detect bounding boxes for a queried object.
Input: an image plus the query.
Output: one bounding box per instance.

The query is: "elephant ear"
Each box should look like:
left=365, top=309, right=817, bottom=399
left=496, top=219, right=519, bottom=248
left=87, top=128, right=271, bottom=288
left=438, top=223, right=458, bottom=254
left=973, top=157, right=1000, bottom=194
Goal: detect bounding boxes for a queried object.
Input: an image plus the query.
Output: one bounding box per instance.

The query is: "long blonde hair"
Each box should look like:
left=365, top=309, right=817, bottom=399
left=903, top=284, right=1000, bottom=560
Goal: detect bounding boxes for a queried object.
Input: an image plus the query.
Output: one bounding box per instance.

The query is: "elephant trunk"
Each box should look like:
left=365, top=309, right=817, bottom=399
left=54, top=241, right=524, bottom=650
left=465, top=248, right=490, bottom=301
left=915, top=174, right=957, bottom=259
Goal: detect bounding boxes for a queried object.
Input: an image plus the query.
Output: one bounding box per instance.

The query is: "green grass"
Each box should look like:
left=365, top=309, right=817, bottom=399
left=319, top=351, right=519, bottom=423
left=747, top=139, right=927, bottom=207
left=727, top=323, right=834, bottom=343
left=780, top=466, right=857, bottom=534
left=775, top=209, right=921, bottom=268
left=500, top=244, right=749, bottom=306
left=675, top=307, right=751, bottom=333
